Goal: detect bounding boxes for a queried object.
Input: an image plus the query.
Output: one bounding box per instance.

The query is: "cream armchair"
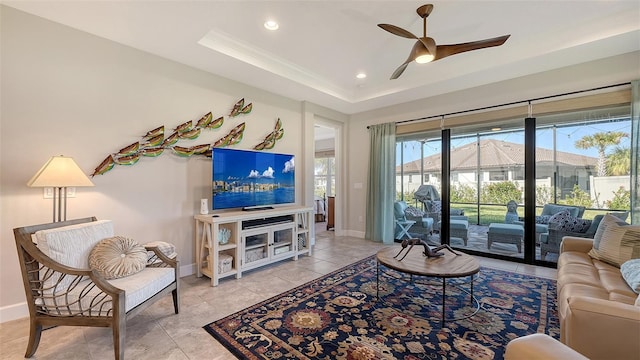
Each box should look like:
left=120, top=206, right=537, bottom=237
left=13, top=217, right=180, bottom=360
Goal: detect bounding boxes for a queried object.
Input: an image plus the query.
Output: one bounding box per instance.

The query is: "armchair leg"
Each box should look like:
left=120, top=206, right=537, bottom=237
left=113, top=318, right=125, bottom=360
left=172, top=289, right=179, bottom=314
left=24, top=321, right=42, bottom=358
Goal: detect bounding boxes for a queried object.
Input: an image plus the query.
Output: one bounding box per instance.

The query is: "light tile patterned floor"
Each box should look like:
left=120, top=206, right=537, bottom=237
left=0, top=229, right=556, bottom=360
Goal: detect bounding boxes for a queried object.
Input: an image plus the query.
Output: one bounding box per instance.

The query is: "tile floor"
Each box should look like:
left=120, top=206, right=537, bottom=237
left=0, top=229, right=557, bottom=360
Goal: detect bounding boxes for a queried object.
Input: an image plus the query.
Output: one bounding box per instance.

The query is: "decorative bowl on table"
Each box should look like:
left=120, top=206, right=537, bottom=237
left=218, top=228, right=231, bottom=244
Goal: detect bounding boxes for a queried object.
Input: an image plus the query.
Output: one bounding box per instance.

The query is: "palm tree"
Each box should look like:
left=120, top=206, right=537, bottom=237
left=605, top=146, right=630, bottom=176
left=574, top=131, right=628, bottom=176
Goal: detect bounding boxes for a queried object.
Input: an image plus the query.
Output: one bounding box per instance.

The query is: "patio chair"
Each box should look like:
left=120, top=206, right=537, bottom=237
left=394, top=201, right=433, bottom=240
left=541, top=211, right=629, bottom=257
left=413, top=185, right=465, bottom=232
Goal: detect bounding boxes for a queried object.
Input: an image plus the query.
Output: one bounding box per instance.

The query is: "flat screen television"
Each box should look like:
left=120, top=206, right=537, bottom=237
left=212, top=148, right=295, bottom=211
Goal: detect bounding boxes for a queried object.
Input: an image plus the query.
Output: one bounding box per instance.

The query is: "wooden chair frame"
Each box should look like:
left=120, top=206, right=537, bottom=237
left=13, top=217, right=180, bottom=359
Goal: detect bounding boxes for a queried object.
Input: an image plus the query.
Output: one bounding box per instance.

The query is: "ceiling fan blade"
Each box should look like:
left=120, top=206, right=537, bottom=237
left=390, top=62, right=410, bottom=80
left=378, top=24, right=418, bottom=39
left=434, top=35, right=510, bottom=61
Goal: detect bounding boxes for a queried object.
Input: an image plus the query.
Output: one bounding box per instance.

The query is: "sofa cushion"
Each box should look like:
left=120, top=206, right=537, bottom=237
left=89, top=236, right=147, bottom=279
left=621, top=259, right=640, bottom=294
left=588, top=214, right=640, bottom=267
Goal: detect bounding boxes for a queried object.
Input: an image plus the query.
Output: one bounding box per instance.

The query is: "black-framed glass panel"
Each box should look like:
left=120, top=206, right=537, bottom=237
left=447, top=125, right=526, bottom=259
left=535, top=106, right=632, bottom=263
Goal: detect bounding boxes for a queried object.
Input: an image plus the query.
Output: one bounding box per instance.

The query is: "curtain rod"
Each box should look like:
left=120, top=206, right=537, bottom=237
left=367, top=82, right=631, bottom=129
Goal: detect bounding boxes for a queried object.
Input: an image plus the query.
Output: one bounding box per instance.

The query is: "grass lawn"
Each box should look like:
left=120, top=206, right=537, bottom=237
left=453, top=203, right=612, bottom=225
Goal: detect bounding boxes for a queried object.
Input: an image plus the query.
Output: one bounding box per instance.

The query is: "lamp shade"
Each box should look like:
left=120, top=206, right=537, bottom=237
left=27, top=156, right=94, bottom=188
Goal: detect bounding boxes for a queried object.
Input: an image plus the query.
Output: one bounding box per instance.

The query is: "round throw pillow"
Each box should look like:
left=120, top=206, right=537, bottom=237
left=89, top=236, right=147, bottom=279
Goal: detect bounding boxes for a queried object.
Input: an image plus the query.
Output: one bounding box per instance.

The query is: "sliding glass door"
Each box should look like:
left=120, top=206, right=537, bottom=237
left=395, top=103, right=632, bottom=267
left=535, top=106, right=632, bottom=263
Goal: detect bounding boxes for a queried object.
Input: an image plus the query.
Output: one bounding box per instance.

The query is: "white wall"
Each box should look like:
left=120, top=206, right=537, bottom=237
left=0, top=6, right=319, bottom=322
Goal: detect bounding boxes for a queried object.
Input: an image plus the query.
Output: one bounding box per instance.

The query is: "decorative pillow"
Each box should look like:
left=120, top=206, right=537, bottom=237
left=548, top=209, right=591, bottom=232
left=144, top=241, right=177, bottom=260
left=621, top=259, right=640, bottom=294
left=588, top=214, right=640, bottom=267
left=89, top=236, right=147, bottom=279
left=535, top=215, right=552, bottom=224
left=405, top=206, right=425, bottom=217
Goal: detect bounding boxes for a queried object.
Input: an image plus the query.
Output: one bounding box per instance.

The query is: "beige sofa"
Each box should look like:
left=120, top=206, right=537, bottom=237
left=557, top=236, right=640, bottom=359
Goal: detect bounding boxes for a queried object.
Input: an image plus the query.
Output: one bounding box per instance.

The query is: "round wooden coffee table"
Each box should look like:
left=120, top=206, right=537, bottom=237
left=376, top=245, right=480, bottom=326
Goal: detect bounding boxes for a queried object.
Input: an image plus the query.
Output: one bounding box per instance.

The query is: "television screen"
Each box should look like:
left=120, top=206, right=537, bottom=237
left=212, top=148, right=295, bottom=210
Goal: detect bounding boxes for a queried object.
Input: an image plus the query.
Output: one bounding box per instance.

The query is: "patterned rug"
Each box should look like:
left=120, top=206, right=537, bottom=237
left=204, top=255, right=559, bottom=359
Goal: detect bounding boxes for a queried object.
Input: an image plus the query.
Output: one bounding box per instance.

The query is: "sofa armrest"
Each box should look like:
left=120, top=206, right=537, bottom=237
left=564, top=296, right=640, bottom=359
left=505, top=333, right=588, bottom=360
left=560, top=236, right=594, bottom=254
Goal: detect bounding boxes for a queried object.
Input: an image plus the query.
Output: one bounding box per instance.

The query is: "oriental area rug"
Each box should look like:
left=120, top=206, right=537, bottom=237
left=204, top=256, right=559, bottom=359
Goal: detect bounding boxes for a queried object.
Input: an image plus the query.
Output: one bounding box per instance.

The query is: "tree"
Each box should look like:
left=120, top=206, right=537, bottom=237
left=605, top=146, right=630, bottom=176
left=574, top=131, right=628, bottom=176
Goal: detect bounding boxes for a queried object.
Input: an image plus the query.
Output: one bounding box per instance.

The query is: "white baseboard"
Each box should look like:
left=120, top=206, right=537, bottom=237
left=0, top=302, right=29, bottom=323
left=1, top=263, right=197, bottom=324
left=181, top=262, right=196, bottom=277
left=344, top=229, right=365, bottom=238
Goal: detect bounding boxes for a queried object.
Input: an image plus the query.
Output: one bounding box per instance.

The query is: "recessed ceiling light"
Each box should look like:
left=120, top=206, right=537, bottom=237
left=491, top=127, right=502, bottom=131
left=264, top=20, right=279, bottom=31
left=356, top=73, right=367, bottom=79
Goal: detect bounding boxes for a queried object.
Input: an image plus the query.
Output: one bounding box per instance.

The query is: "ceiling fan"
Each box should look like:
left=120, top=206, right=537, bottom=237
left=378, top=4, right=510, bottom=79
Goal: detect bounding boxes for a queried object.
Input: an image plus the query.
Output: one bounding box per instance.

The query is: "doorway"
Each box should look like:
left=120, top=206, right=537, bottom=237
left=314, top=123, right=337, bottom=235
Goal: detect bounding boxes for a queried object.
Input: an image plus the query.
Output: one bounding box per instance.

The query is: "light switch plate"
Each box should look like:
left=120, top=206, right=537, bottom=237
left=43, top=187, right=76, bottom=198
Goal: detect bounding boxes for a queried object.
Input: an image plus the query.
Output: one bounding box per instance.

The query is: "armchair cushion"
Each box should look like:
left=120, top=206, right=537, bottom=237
left=89, top=236, right=147, bottom=279
left=541, top=204, right=585, bottom=218
left=588, top=214, right=640, bottom=267
left=394, top=201, right=408, bottom=221
left=34, top=220, right=114, bottom=290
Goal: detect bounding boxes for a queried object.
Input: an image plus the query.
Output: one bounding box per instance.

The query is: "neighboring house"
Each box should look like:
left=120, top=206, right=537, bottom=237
left=396, top=139, right=598, bottom=199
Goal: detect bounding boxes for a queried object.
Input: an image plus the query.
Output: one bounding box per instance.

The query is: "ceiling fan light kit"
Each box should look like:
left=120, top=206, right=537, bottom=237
left=378, top=3, right=510, bottom=79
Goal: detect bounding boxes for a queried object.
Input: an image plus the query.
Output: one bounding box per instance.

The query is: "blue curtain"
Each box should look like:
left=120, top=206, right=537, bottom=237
left=365, top=122, right=396, bottom=243
left=631, top=80, right=639, bottom=225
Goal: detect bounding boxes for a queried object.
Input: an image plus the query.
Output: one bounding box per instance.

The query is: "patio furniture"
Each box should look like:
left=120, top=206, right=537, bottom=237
left=395, top=219, right=416, bottom=240
left=394, top=201, right=433, bottom=240
left=513, top=204, right=585, bottom=241
left=437, top=218, right=469, bottom=246
left=541, top=211, right=629, bottom=258
left=413, top=185, right=465, bottom=231
left=487, top=223, right=524, bottom=252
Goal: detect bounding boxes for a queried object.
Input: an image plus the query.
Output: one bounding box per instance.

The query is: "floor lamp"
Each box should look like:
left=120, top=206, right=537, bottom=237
left=27, top=156, right=95, bottom=222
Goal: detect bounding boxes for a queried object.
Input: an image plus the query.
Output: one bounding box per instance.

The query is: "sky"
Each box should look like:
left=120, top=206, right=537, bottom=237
left=398, top=118, right=632, bottom=164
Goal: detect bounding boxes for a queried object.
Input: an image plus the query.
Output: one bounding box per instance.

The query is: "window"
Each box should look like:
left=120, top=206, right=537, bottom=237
left=314, top=157, right=335, bottom=197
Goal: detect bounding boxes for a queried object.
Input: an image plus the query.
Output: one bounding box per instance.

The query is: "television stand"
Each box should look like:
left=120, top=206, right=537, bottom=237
left=194, top=205, right=314, bottom=286
left=242, top=206, right=274, bottom=211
